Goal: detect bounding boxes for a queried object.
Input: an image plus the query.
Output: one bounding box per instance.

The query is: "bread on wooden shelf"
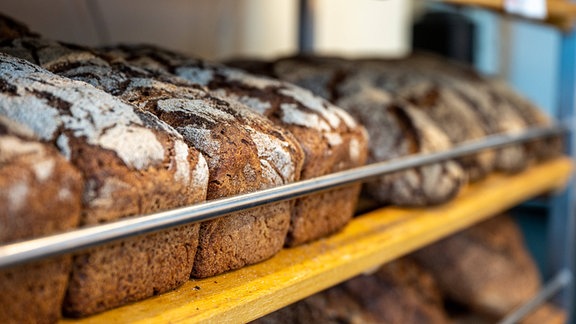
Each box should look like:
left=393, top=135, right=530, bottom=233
left=102, top=44, right=370, bottom=246
left=0, top=30, right=305, bottom=283
left=414, top=214, right=541, bottom=319
left=0, top=46, right=210, bottom=316
left=230, top=55, right=465, bottom=206
left=0, top=116, right=83, bottom=324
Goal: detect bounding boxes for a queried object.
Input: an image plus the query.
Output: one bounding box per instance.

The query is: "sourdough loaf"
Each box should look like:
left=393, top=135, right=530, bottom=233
left=232, top=56, right=464, bottom=206
left=0, top=116, right=83, bottom=324
left=103, top=45, right=369, bottom=246
left=385, top=54, right=543, bottom=173
left=272, top=56, right=495, bottom=182
left=414, top=214, right=541, bottom=318
left=0, top=34, right=305, bottom=279
left=0, top=52, right=209, bottom=316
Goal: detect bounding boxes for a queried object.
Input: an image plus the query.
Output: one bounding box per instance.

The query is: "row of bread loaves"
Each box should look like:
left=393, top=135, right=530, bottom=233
left=0, top=13, right=368, bottom=322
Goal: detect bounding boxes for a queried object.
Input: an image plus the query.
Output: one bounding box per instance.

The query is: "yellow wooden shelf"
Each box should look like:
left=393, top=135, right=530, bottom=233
left=62, top=157, right=573, bottom=324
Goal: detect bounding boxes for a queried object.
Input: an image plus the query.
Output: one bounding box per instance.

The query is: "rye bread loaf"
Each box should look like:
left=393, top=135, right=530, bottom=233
left=413, top=214, right=541, bottom=318
left=231, top=56, right=464, bottom=206
left=253, top=257, right=450, bottom=324
left=0, top=35, right=305, bottom=278
left=103, top=45, right=369, bottom=246
left=0, top=116, right=83, bottom=324
left=384, top=54, right=550, bottom=173
left=272, top=56, right=495, bottom=182
left=0, top=52, right=209, bottom=316
left=487, top=78, right=563, bottom=162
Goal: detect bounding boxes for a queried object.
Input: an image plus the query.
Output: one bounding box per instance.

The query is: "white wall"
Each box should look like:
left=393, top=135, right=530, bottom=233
left=314, top=0, right=412, bottom=58
left=1, top=0, right=411, bottom=60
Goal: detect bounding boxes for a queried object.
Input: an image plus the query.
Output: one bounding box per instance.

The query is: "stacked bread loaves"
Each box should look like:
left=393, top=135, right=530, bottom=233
left=0, top=12, right=564, bottom=322
left=0, top=21, right=308, bottom=317
left=101, top=45, right=369, bottom=246
left=230, top=54, right=561, bottom=205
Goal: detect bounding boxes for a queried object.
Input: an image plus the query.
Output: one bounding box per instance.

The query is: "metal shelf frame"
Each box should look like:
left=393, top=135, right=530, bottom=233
left=296, top=0, right=576, bottom=322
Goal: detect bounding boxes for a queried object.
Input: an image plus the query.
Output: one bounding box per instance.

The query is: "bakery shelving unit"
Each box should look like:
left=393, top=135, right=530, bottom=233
left=0, top=1, right=574, bottom=323
left=56, top=157, right=572, bottom=324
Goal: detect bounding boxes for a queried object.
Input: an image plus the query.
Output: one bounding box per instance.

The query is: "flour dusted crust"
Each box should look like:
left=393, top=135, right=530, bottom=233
left=105, top=45, right=369, bottom=246
left=0, top=116, right=83, bottom=324
left=371, top=55, right=532, bottom=173
left=2, top=36, right=305, bottom=281
left=234, top=56, right=465, bottom=206
left=0, top=52, right=209, bottom=316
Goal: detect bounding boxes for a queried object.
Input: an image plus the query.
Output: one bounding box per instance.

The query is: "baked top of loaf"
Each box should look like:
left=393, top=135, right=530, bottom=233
left=103, top=45, right=368, bottom=179
left=0, top=52, right=209, bottom=224
left=230, top=55, right=464, bottom=206
left=104, top=45, right=368, bottom=247
left=1, top=37, right=304, bottom=199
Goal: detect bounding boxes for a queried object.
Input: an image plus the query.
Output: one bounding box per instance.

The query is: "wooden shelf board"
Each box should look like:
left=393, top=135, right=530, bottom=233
left=62, top=157, right=573, bottom=324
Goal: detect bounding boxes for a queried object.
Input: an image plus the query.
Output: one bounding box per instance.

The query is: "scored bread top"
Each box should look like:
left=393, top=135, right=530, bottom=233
left=0, top=53, right=208, bottom=224
left=0, top=37, right=304, bottom=200
left=103, top=45, right=368, bottom=179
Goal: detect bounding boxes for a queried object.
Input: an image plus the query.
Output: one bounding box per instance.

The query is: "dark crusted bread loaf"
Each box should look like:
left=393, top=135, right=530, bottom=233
left=414, top=214, right=541, bottom=318
left=103, top=45, right=369, bottom=246
left=0, top=52, right=209, bottom=316
left=231, top=56, right=464, bottom=206
left=252, top=257, right=450, bottom=324
left=0, top=116, right=83, bottom=324
left=269, top=56, right=495, bottom=182
left=0, top=33, right=305, bottom=280
left=487, top=78, right=563, bottom=162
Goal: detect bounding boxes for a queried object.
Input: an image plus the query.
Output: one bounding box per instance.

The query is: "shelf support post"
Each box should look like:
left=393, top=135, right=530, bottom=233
left=548, top=24, right=576, bottom=321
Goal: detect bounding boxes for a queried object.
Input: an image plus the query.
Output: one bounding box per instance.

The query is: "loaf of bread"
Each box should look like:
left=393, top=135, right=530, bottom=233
left=253, top=257, right=450, bottom=324
left=0, top=32, right=305, bottom=280
left=270, top=56, right=496, bottom=182
left=103, top=45, right=369, bottom=246
left=230, top=55, right=464, bottom=206
left=414, top=214, right=541, bottom=318
left=0, top=52, right=209, bottom=316
left=0, top=116, right=83, bottom=324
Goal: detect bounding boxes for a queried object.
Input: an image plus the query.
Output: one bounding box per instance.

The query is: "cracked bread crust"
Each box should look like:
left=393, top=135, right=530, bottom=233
left=103, top=45, right=369, bottom=246
left=0, top=36, right=305, bottom=280
left=233, top=56, right=465, bottom=206
left=0, top=52, right=209, bottom=316
left=0, top=116, right=83, bottom=324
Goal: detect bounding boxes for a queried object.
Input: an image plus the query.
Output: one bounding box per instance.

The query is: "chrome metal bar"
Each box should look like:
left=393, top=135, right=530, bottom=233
left=0, top=125, right=568, bottom=270
left=499, top=269, right=572, bottom=324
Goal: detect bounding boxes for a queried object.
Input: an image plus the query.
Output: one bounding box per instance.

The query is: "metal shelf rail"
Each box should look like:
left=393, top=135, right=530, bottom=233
left=0, top=125, right=566, bottom=269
